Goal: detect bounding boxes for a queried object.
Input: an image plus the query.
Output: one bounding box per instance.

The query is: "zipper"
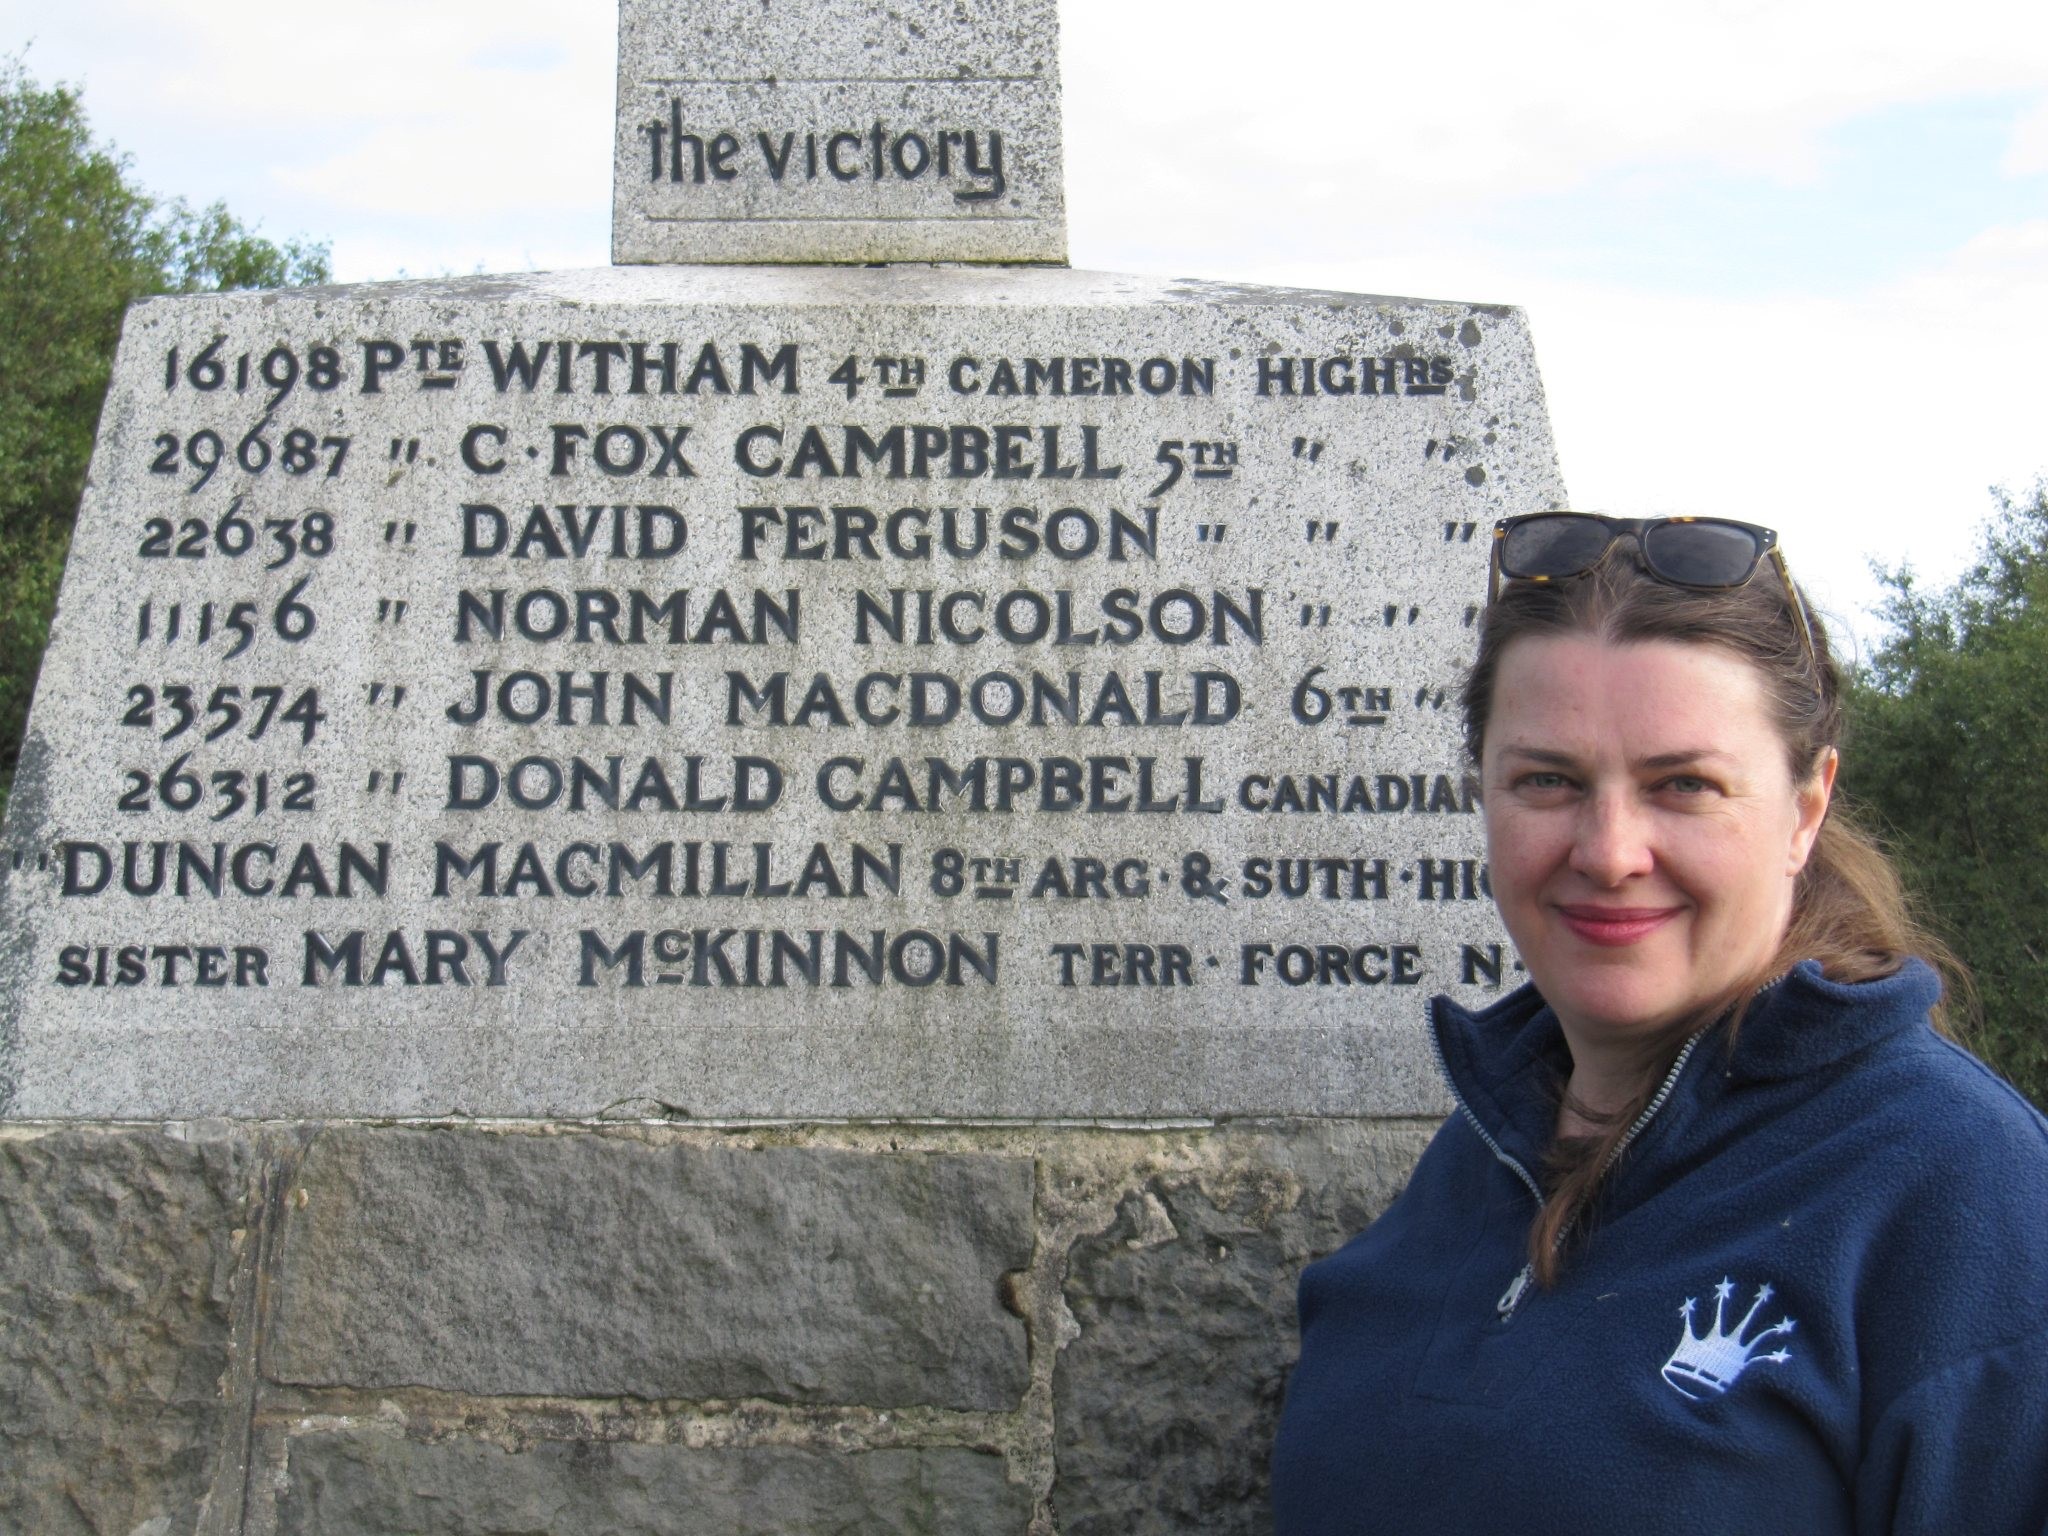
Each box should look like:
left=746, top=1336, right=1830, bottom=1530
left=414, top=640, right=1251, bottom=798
left=1598, top=971, right=1786, bottom=1177
left=1431, top=994, right=1725, bottom=1325
left=1428, top=1003, right=1544, bottom=1207
left=1496, top=1262, right=1534, bottom=1320
left=1429, top=1002, right=1548, bottom=1324
left=1599, top=1030, right=1705, bottom=1179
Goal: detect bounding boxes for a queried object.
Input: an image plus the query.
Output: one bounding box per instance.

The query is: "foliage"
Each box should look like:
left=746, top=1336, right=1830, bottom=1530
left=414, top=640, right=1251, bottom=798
left=1843, top=481, right=2048, bottom=1110
left=0, top=59, right=328, bottom=805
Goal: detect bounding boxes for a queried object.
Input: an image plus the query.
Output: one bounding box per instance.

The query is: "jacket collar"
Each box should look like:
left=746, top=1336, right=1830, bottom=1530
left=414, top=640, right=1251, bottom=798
left=1429, top=984, right=1570, bottom=1180
left=1431, top=959, right=1942, bottom=1166
left=1717, top=957, right=1941, bottom=1082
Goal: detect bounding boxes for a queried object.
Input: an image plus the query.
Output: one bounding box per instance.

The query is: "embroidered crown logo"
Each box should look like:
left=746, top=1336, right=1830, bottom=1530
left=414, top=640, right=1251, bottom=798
left=1660, top=1278, right=1796, bottom=1400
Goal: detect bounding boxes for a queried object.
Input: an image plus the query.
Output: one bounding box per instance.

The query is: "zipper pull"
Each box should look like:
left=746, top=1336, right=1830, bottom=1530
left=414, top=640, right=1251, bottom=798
left=1497, top=1263, right=1534, bottom=1322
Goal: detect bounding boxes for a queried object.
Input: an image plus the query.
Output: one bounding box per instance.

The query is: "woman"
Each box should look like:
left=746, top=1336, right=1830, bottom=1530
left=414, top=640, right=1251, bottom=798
left=1270, top=513, right=2048, bottom=1535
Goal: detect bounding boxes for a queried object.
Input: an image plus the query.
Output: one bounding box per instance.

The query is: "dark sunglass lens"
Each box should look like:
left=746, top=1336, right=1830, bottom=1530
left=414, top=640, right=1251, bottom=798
left=1501, top=517, right=1612, bottom=579
left=1643, top=521, right=1762, bottom=586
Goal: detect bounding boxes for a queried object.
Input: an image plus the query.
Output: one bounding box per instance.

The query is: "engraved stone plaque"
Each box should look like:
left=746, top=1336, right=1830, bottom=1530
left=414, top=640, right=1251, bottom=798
left=0, top=265, right=1559, bottom=1120
left=612, top=0, right=1067, bottom=264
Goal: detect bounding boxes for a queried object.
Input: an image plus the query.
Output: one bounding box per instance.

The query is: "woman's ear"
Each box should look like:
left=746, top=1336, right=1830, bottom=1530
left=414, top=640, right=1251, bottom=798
left=1789, top=746, right=1838, bottom=874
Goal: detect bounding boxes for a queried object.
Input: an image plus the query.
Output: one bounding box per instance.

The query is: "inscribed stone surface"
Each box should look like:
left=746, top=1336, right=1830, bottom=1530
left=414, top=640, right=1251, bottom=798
left=0, top=264, right=1560, bottom=1119
left=613, top=0, right=1066, bottom=263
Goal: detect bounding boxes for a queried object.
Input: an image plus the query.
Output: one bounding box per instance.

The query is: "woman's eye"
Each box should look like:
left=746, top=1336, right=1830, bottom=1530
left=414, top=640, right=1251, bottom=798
left=1661, top=774, right=1712, bottom=795
left=1518, top=771, right=1573, bottom=792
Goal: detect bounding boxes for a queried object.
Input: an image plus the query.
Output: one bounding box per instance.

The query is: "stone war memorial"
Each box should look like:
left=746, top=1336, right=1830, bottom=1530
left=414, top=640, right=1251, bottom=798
left=0, top=1, right=1563, bottom=1530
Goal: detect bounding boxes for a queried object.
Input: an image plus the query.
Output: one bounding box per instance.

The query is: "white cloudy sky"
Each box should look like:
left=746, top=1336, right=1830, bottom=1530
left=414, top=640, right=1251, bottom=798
left=6, top=0, right=2046, bottom=652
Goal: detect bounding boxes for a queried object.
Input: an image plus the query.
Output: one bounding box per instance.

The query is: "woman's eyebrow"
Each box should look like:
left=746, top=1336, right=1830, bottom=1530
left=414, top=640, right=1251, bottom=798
left=1497, top=746, right=1738, bottom=771
left=1638, top=749, right=1735, bottom=770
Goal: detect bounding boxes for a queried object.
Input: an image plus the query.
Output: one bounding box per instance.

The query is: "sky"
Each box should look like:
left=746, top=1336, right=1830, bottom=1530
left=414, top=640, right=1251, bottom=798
left=5, top=0, right=2046, bottom=655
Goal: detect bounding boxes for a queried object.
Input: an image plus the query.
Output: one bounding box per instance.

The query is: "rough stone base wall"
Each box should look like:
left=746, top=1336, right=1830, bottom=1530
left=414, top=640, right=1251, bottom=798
left=1, top=1118, right=1433, bottom=1535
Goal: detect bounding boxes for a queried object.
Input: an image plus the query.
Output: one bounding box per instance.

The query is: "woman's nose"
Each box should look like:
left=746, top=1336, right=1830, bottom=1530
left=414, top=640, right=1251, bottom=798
left=1568, top=792, right=1655, bottom=886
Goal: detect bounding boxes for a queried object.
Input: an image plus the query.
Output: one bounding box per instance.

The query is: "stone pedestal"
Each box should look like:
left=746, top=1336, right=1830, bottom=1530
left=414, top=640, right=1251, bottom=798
left=2, top=1117, right=1434, bottom=1535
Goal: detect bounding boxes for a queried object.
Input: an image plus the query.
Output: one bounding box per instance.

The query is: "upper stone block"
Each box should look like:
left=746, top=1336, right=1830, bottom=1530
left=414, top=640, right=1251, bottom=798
left=612, top=0, right=1067, bottom=265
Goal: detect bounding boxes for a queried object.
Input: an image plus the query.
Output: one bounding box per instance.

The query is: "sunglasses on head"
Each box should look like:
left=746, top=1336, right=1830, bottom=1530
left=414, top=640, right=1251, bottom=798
left=1487, top=512, right=1820, bottom=678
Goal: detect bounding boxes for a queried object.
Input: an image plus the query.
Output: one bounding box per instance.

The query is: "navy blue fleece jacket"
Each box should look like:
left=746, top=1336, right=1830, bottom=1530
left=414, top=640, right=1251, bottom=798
left=1271, top=961, right=2048, bottom=1535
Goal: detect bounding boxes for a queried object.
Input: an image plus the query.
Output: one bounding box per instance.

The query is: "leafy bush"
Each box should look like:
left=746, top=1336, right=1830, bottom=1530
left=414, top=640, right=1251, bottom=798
left=0, top=59, right=328, bottom=811
left=1844, top=482, right=2048, bottom=1110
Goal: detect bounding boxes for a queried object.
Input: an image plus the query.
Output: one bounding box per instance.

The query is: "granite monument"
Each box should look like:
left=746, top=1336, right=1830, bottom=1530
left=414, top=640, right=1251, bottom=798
left=0, top=2, right=1564, bottom=1528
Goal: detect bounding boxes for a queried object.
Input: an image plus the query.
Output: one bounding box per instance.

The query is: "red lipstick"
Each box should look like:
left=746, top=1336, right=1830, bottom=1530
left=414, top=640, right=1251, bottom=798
left=1556, top=905, right=1680, bottom=946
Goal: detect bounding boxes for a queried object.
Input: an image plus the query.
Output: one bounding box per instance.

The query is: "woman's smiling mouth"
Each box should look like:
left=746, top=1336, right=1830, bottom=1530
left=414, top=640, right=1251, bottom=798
left=1555, top=905, right=1683, bottom=946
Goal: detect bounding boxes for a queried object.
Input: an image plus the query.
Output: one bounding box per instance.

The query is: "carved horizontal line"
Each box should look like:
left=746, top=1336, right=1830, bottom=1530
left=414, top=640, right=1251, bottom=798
left=641, top=75, right=1045, bottom=86
left=642, top=214, right=1042, bottom=224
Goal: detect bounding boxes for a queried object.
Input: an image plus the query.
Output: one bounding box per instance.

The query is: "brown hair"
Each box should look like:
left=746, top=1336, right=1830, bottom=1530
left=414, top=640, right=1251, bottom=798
left=1461, top=547, right=1964, bottom=1285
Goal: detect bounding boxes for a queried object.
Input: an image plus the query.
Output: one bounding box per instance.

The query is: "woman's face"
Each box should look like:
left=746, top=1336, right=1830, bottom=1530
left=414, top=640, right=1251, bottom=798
left=1480, top=634, right=1835, bottom=1049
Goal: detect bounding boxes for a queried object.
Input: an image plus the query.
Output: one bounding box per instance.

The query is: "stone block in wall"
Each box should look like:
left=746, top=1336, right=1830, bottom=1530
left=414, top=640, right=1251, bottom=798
left=1050, top=1121, right=1436, bottom=1535
left=0, top=1128, right=251, bottom=1536
left=266, top=1130, right=1034, bottom=1409
left=274, top=1434, right=1030, bottom=1535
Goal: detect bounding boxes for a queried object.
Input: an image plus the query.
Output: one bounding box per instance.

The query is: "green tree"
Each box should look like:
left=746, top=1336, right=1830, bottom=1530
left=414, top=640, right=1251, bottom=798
left=0, top=59, right=328, bottom=805
left=1844, top=481, right=2048, bottom=1110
